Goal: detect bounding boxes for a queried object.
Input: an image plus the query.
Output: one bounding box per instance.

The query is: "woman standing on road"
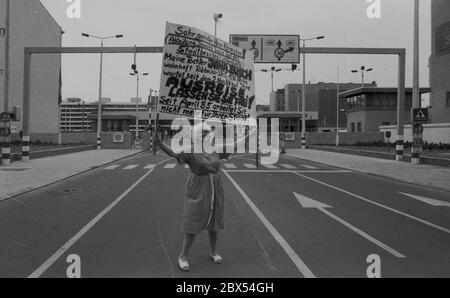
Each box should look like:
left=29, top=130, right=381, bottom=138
left=154, top=124, right=231, bottom=272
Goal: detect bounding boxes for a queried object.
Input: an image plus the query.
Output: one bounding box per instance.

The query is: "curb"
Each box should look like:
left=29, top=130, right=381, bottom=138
left=0, top=150, right=145, bottom=203
left=284, top=152, right=450, bottom=194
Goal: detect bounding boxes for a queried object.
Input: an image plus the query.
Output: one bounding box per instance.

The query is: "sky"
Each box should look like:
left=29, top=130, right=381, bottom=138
left=41, top=0, right=432, bottom=105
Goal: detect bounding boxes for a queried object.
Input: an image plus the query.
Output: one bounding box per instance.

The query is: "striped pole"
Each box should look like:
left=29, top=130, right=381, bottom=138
left=21, top=135, right=30, bottom=162
left=301, top=134, right=307, bottom=149
left=2, top=142, right=11, bottom=166
left=97, top=136, right=101, bottom=149
left=411, top=150, right=420, bottom=165
left=396, top=135, right=404, bottom=161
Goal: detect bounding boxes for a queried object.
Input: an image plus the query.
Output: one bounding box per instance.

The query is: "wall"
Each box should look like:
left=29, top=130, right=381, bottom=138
left=430, top=0, right=450, bottom=123
left=0, top=0, right=61, bottom=136
left=277, top=132, right=384, bottom=148
left=347, top=110, right=411, bottom=132
left=61, top=132, right=97, bottom=145
left=380, top=123, right=450, bottom=144
left=100, top=132, right=133, bottom=149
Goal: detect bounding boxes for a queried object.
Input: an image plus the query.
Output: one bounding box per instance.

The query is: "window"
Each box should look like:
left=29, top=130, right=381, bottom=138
left=447, top=92, right=450, bottom=107
left=382, top=122, right=390, bottom=126
left=357, top=122, right=362, bottom=132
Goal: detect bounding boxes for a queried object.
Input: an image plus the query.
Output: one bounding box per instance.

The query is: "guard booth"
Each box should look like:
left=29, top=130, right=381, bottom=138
left=88, top=113, right=135, bottom=149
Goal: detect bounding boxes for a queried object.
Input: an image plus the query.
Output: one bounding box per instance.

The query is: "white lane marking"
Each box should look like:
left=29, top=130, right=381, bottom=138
left=244, top=164, right=257, bottom=169
left=294, top=193, right=406, bottom=258
left=398, top=192, right=450, bottom=207
left=144, top=164, right=156, bottom=169
left=292, top=172, right=450, bottom=234
left=28, top=158, right=172, bottom=278
left=222, top=171, right=315, bottom=278
left=164, top=164, right=176, bottom=169
left=123, top=165, right=138, bottom=170
left=225, top=170, right=352, bottom=174
left=281, top=164, right=297, bottom=170
left=224, top=164, right=237, bottom=169
left=105, top=165, right=120, bottom=170
left=263, top=164, right=278, bottom=169
left=300, top=165, right=319, bottom=170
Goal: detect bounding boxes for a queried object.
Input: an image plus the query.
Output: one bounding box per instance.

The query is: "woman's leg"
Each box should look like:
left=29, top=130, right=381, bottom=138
left=208, top=231, right=218, bottom=255
left=180, top=233, right=196, bottom=260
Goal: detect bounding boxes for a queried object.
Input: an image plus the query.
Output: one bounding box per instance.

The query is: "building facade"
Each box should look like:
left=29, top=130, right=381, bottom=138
left=269, top=82, right=377, bottom=132
left=430, top=0, right=450, bottom=123
left=340, top=88, right=431, bottom=133
left=0, top=0, right=62, bottom=142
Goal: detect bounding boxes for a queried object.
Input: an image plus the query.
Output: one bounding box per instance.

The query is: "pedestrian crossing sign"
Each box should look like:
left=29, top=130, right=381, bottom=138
left=412, top=108, right=429, bottom=123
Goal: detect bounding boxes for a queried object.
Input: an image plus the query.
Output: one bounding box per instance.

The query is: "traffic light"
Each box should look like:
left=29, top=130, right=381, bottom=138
left=291, top=64, right=298, bottom=72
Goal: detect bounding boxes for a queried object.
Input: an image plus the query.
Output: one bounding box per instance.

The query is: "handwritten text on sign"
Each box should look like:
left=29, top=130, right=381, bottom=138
left=159, top=22, right=256, bottom=122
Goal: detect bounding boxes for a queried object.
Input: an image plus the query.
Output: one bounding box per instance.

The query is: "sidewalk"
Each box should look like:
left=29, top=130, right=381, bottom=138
left=0, top=149, right=143, bottom=202
left=286, top=149, right=450, bottom=192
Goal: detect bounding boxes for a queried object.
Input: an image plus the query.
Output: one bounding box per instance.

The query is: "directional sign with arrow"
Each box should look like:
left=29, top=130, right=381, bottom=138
left=293, top=192, right=406, bottom=258
left=229, top=34, right=300, bottom=64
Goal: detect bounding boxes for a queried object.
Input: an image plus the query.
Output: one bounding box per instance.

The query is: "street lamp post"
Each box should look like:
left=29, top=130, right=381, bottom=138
left=301, top=36, right=325, bottom=149
left=351, top=66, right=373, bottom=87
left=213, top=13, right=223, bottom=38
left=82, top=33, right=123, bottom=149
left=130, top=72, right=149, bottom=142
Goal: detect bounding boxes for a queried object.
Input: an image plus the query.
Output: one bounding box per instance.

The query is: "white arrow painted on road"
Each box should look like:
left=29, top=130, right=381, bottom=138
left=398, top=192, right=450, bottom=207
left=294, top=193, right=406, bottom=258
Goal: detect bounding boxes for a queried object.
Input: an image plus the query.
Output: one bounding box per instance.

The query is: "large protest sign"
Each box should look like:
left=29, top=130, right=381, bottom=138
left=158, top=22, right=256, bottom=122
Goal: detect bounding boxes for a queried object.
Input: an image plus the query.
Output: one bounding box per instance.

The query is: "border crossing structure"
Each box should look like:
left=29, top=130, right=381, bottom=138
left=20, top=46, right=406, bottom=163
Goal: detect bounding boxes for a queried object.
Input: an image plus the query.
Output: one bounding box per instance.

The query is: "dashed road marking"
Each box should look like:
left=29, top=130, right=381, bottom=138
left=164, top=164, right=176, bottom=169
left=300, top=165, right=319, bottom=170
left=123, top=165, right=138, bottom=170
left=281, top=164, right=296, bottom=169
left=224, top=164, right=237, bottom=169
left=105, top=165, right=120, bottom=170
left=244, top=164, right=257, bottom=169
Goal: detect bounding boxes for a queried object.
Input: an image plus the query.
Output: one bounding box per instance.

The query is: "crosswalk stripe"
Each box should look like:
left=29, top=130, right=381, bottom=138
left=244, top=163, right=257, bottom=169
left=224, top=164, right=237, bottom=169
left=263, top=164, right=278, bottom=169
left=105, top=165, right=120, bottom=170
left=300, top=165, right=319, bottom=170
left=164, top=164, right=176, bottom=169
left=144, top=164, right=156, bottom=169
left=123, top=165, right=138, bottom=170
left=281, top=164, right=297, bottom=169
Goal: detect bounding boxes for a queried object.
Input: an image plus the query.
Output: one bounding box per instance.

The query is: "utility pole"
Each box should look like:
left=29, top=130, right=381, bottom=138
left=411, top=0, right=422, bottom=165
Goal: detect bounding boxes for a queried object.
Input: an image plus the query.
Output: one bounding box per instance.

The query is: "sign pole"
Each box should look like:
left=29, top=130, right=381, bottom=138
left=153, top=91, right=159, bottom=155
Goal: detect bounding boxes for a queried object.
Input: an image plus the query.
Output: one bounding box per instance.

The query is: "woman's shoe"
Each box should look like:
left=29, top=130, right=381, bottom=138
left=178, top=256, right=190, bottom=272
left=210, top=253, right=223, bottom=264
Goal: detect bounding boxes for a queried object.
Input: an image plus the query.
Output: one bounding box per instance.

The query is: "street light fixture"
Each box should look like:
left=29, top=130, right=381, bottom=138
left=300, top=35, right=325, bottom=149
left=261, top=66, right=282, bottom=92
left=82, top=32, right=124, bottom=149
left=130, top=72, right=149, bottom=142
left=351, top=66, right=373, bottom=87
left=213, top=13, right=223, bottom=38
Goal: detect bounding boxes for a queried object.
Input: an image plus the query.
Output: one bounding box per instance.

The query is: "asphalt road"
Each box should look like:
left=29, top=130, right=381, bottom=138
left=0, top=151, right=449, bottom=278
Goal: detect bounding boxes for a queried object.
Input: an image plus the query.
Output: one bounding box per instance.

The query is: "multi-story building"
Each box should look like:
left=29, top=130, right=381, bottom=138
left=429, top=0, right=450, bottom=123
left=340, top=87, right=431, bottom=133
left=0, top=0, right=62, bottom=142
left=60, top=99, right=152, bottom=133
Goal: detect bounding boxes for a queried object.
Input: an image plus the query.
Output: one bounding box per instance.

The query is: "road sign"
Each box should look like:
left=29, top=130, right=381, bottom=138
left=229, top=34, right=300, bottom=63
left=413, top=123, right=424, bottom=135
left=0, top=112, right=11, bottom=122
left=0, top=127, right=11, bottom=137
left=412, top=108, right=429, bottom=123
